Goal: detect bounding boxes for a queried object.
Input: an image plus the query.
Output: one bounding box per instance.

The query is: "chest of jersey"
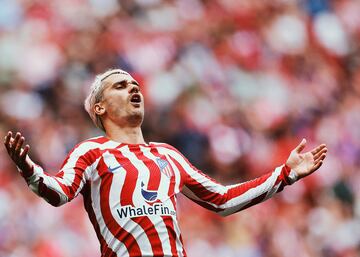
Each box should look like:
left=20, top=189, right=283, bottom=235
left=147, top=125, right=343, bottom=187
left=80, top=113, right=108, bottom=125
left=95, top=145, right=177, bottom=209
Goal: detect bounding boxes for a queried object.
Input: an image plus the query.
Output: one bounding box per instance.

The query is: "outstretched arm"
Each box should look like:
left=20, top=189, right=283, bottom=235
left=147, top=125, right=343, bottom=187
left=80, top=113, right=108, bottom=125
left=4, top=131, right=92, bottom=207
left=171, top=139, right=327, bottom=216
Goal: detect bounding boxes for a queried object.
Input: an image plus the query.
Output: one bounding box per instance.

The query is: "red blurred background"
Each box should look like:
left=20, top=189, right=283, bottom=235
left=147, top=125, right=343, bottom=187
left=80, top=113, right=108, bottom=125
left=0, top=0, right=359, bottom=256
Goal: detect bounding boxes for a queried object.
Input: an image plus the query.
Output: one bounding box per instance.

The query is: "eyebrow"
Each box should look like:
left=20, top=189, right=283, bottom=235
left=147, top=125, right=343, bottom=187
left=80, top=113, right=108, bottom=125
left=111, top=79, right=140, bottom=87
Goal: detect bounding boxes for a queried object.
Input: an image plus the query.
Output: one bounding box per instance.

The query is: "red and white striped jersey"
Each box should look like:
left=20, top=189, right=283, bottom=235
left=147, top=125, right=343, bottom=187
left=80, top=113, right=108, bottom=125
left=23, top=136, right=298, bottom=257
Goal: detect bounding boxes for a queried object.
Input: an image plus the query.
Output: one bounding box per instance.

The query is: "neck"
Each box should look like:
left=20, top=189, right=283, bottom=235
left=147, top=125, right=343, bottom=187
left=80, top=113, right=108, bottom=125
left=105, top=125, right=145, bottom=144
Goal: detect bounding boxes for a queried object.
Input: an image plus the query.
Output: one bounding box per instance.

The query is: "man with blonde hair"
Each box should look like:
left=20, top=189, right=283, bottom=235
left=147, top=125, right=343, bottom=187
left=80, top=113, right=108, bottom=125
left=4, top=68, right=327, bottom=257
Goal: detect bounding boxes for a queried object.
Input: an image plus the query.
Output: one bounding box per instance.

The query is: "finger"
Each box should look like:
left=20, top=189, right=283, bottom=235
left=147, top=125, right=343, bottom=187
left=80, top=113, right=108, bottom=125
left=10, top=132, right=21, bottom=151
left=4, top=131, right=13, bottom=146
left=317, top=153, right=327, bottom=162
left=311, top=144, right=326, bottom=155
left=4, top=131, right=12, bottom=151
left=310, top=153, right=326, bottom=173
left=4, top=131, right=12, bottom=144
left=295, top=138, right=307, bottom=153
left=314, top=153, right=326, bottom=166
left=20, top=144, right=30, bottom=159
left=313, top=148, right=327, bottom=161
left=15, top=137, right=25, bottom=155
left=311, top=160, right=323, bottom=172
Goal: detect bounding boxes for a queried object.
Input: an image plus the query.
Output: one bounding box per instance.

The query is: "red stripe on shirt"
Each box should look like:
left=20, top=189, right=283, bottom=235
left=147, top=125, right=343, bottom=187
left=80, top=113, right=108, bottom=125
left=81, top=182, right=117, bottom=257
left=237, top=192, right=268, bottom=212
left=152, top=148, right=185, bottom=256
left=162, top=216, right=180, bottom=257
left=142, top=146, right=179, bottom=256
left=135, top=146, right=162, bottom=191
left=116, top=147, right=164, bottom=256
left=87, top=137, right=109, bottom=144
left=226, top=172, right=273, bottom=201
left=97, top=157, right=141, bottom=256
left=38, top=177, right=61, bottom=206
left=56, top=149, right=97, bottom=200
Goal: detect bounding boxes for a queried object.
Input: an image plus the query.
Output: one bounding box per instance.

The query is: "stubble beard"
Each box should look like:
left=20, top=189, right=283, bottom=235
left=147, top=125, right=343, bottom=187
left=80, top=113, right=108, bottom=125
left=126, top=109, right=144, bottom=127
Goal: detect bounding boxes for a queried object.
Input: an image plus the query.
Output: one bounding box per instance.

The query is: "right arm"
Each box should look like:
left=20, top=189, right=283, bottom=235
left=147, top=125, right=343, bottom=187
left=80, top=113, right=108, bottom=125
left=4, top=131, right=96, bottom=207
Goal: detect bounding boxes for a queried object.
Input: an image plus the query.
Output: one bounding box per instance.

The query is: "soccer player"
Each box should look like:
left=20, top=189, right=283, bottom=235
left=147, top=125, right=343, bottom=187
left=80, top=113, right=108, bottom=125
left=4, top=69, right=327, bottom=257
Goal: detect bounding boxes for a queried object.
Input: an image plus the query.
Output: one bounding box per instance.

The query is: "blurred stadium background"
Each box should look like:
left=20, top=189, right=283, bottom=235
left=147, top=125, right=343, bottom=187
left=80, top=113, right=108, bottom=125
left=0, top=0, right=360, bottom=256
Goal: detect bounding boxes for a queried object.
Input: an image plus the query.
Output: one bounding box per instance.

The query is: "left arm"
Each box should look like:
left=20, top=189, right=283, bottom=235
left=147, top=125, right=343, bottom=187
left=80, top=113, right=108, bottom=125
left=169, top=139, right=326, bottom=216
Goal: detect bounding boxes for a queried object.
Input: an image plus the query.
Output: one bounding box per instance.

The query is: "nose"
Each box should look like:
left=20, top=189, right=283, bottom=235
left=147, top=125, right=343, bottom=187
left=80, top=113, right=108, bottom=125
left=129, top=84, right=140, bottom=94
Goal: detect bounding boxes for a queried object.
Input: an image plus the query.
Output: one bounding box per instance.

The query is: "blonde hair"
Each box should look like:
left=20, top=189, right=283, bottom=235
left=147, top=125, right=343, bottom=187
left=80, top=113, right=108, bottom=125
left=84, top=69, right=129, bottom=131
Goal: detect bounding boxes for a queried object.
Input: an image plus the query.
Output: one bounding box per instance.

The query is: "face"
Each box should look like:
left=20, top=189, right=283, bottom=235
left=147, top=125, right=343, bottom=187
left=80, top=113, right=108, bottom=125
left=95, top=72, right=144, bottom=128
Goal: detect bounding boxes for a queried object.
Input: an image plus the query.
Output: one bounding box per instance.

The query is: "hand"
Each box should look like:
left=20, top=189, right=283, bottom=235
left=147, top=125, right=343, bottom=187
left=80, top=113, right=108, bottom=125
left=4, top=131, right=34, bottom=177
left=286, top=138, right=327, bottom=179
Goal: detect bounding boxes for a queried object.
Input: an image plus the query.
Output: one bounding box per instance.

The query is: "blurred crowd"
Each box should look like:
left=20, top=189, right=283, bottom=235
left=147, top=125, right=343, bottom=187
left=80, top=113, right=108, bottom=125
left=0, top=0, right=360, bottom=256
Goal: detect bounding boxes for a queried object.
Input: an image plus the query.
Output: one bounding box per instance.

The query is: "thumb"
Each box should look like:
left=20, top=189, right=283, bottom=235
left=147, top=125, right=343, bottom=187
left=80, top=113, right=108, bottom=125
left=294, top=138, right=307, bottom=153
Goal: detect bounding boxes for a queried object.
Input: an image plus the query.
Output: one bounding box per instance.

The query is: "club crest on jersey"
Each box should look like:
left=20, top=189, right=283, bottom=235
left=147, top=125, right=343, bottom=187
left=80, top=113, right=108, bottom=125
left=141, top=182, right=158, bottom=202
left=156, top=158, right=174, bottom=178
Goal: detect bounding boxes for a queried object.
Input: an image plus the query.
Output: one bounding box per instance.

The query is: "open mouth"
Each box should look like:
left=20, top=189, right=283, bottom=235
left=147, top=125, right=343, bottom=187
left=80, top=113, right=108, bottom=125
left=130, top=94, right=141, bottom=106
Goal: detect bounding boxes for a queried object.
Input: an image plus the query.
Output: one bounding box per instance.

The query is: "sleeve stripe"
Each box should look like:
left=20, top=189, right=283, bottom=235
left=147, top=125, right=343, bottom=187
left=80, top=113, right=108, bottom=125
left=220, top=167, right=283, bottom=210
left=181, top=185, right=223, bottom=211
left=57, top=142, right=100, bottom=184
left=29, top=165, right=69, bottom=206
left=55, top=149, right=98, bottom=200
left=181, top=167, right=279, bottom=212
left=218, top=192, right=268, bottom=216
left=74, top=157, right=101, bottom=197
left=27, top=141, right=102, bottom=205
left=162, top=144, right=294, bottom=216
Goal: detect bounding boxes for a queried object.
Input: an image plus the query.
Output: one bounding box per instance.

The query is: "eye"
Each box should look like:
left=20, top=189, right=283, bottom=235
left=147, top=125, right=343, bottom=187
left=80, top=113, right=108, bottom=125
left=115, top=81, right=127, bottom=89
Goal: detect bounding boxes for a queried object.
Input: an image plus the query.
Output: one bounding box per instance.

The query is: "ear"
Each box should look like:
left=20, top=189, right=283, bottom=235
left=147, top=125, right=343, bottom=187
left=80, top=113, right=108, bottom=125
left=94, top=102, right=106, bottom=116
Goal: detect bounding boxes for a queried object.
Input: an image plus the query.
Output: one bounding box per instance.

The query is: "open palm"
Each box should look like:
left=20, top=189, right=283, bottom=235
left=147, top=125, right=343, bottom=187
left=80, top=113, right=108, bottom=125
left=286, top=139, right=327, bottom=179
left=4, top=131, right=34, bottom=177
